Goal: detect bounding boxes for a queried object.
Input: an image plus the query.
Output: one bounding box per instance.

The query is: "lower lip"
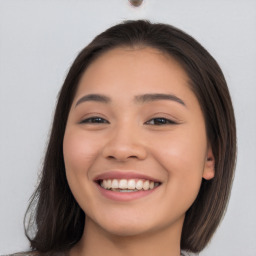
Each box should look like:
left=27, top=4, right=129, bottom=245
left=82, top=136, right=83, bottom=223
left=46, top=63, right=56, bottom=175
left=96, top=183, right=160, bottom=202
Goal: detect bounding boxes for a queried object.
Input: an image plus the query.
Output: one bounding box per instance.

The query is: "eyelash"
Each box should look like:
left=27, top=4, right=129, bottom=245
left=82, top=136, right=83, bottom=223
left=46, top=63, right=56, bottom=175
left=79, top=117, right=109, bottom=124
left=79, top=116, right=177, bottom=125
left=145, top=117, right=178, bottom=125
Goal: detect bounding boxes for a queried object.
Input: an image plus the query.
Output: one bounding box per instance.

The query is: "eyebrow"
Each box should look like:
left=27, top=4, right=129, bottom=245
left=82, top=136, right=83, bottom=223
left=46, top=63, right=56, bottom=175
left=75, top=93, right=186, bottom=107
left=134, top=93, right=186, bottom=106
left=75, top=94, right=111, bottom=107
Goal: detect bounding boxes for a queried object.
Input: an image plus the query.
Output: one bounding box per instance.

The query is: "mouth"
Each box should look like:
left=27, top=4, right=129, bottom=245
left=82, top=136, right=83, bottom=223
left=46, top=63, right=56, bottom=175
left=94, top=171, right=162, bottom=201
left=96, top=178, right=161, bottom=192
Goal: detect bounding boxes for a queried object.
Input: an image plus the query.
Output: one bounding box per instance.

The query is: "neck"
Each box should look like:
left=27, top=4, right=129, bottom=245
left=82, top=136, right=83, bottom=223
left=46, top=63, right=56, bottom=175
left=70, top=216, right=184, bottom=256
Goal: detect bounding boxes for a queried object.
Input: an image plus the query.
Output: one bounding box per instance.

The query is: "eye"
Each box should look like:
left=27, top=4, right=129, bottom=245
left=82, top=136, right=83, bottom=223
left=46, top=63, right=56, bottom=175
left=79, top=116, right=109, bottom=124
left=145, top=117, right=177, bottom=125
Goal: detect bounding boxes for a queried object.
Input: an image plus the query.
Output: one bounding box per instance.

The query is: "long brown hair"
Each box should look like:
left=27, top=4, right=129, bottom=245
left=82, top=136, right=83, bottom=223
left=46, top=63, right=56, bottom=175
left=25, top=20, right=236, bottom=254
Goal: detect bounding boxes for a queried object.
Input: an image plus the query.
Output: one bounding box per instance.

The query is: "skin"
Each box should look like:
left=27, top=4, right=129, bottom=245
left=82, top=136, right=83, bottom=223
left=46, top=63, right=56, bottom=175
left=63, top=47, right=215, bottom=256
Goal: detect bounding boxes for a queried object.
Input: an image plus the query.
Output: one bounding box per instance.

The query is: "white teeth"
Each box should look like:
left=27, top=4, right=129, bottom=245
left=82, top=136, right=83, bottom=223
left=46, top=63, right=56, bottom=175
left=107, top=179, right=112, bottom=189
left=119, top=179, right=128, bottom=189
left=100, top=178, right=160, bottom=191
left=127, top=179, right=136, bottom=189
left=103, top=180, right=108, bottom=188
left=135, top=180, right=143, bottom=190
left=116, top=189, right=138, bottom=193
left=112, top=179, right=119, bottom=189
left=143, top=180, right=150, bottom=190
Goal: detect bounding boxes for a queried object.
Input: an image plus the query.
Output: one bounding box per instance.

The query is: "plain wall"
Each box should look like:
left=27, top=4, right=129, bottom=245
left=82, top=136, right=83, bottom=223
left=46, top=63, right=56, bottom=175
left=0, top=0, right=256, bottom=255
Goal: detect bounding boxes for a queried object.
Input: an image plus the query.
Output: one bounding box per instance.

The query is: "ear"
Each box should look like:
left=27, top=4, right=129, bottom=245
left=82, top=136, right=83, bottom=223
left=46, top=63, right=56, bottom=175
left=203, top=145, right=215, bottom=180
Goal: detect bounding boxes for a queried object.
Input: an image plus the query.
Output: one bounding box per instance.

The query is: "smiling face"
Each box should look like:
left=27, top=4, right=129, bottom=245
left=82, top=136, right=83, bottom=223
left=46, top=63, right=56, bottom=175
left=63, top=47, right=215, bottom=238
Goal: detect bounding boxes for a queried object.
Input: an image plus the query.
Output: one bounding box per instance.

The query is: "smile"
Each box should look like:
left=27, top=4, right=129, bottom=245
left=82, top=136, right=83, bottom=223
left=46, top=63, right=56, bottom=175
left=100, top=179, right=160, bottom=192
left=94, top=171, right=162, bottom=201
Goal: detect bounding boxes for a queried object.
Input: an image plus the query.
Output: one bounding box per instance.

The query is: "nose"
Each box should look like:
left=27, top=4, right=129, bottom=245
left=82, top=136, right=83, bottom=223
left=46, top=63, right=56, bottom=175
left=102, top=124, right=147, bottom=162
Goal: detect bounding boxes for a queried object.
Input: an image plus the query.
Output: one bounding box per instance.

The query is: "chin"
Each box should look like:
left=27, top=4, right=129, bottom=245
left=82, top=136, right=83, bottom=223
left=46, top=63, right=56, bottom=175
left=88, top=211, right=157, bottom=237
left=91, top=211, right=179, bottom=239
left=102, top=222, right=156, bottom=237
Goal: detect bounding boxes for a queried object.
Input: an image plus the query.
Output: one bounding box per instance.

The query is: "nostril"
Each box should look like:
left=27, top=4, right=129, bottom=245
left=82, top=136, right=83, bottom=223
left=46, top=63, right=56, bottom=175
left=106, top=155, right=138, bottom=161
left=102, top=139, right=147, bottom=161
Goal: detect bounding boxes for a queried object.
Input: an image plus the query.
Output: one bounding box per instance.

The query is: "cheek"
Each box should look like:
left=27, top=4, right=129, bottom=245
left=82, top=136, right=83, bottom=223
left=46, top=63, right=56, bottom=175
left=63, top=129, right=102, bottom=212
left=63, top=129, right=103, bottom=206
left=63, top=129, right=100, bottom=174
left=151, top=128, right=207, bottom=206
left=153, top=129, right=207, bottom=172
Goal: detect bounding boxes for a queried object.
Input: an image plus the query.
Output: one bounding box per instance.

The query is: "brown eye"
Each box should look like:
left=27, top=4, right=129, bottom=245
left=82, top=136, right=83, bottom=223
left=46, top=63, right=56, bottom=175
left=80, top=117, right=109, bottom=124
left=145, top=118, right=177, bottom=125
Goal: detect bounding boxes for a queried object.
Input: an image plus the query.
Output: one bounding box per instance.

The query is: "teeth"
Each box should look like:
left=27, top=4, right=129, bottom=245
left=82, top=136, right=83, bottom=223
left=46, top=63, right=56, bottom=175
left=103, top=180, right=108, bottom=188
left=113, top=189, right=138, bottom=192
left=136, top=180, right=143, bottom=190
left=149, top=181, right=154, bottom=189
left=112, top=179, right=119, bottom=189
left=119, top=179, right=128, bottom=189
left=127, top=179, right=136, bottom=189
left=143, top=180, right=149, bottom=190
left=100, top=178, right=160, bottom=191
left=107, top=179, right=112, bottom=189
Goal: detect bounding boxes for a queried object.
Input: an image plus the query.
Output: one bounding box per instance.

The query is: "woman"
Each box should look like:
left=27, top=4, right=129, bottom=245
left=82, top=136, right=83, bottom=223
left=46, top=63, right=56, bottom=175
left=23, top=20, right=236, bottom=256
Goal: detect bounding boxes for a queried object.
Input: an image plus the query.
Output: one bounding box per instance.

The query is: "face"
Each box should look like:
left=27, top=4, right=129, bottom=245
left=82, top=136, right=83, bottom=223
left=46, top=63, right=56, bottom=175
left=63, top=47, right=215, bottom=237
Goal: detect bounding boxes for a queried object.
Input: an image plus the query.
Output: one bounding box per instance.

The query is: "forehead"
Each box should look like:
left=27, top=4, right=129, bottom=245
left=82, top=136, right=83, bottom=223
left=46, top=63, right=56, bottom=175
left=86, top=46, right=188, bottom=78
left=76, top=46, right=192, bottom=97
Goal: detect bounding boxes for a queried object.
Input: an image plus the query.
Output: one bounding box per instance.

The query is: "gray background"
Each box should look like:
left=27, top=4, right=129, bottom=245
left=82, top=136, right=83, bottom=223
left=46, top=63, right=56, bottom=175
left=0, top=0, right=256, bottom=255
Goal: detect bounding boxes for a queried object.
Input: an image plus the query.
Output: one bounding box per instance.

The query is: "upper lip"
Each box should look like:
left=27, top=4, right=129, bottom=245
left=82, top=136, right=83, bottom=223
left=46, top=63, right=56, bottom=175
left=94, top=171, right=161, bottom=183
